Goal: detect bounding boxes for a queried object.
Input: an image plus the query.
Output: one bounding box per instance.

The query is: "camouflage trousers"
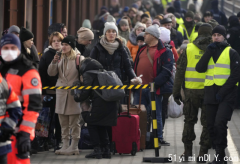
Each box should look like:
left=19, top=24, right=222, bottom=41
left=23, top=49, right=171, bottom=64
left=182, top=88, right=211, bottom=149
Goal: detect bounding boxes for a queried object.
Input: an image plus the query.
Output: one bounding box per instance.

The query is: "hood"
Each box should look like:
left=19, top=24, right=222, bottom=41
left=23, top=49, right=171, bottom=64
left=129, top=31, right=138, bottom=45
left=193, top=36, right=212, bottom=51
left=174, top=0, right=181, bottom=13
left=80, top=58, right=103, bottom=75
left=44, top=45, right=55, bottom=53
left=211, top=0, right=219, bottom=12
left=228, top=16, right=240, bottom=28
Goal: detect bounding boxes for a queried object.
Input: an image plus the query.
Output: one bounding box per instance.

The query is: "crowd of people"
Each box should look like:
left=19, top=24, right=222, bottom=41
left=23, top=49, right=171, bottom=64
left=1, top=0, right=240, bottom=164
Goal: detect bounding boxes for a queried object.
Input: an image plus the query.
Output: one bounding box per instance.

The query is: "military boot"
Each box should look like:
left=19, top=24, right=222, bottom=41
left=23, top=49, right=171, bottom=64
left=197, top=146, right=209, bottom=163
left=208, top=147, right=227, bottom=164
left=181, top=144, right=193, bottom=162
left=102, top=145, right=111, bottom=159
left=85, top=147, right=102, bottom=159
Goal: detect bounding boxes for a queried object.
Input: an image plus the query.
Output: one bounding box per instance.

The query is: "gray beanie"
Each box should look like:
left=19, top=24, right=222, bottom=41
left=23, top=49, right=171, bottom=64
left=104, top=22, right=118, bottom=36
left=145, top=24, right=161, bottom=39
left=8, top=25, right=20, bottom=34
left=107, top=15, right=116, bottom=24
left=82, top=19, right=92, bottom=29
left=119, top=19, right=129, bottom=26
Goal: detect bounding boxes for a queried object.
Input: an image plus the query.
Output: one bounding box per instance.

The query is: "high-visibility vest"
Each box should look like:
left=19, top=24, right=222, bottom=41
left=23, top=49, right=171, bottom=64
left=191, top=32, right=198, bottom=42
left=176, top=17, right=184, bottom=25
left=204, top=47, right=237, bottom=86
left=177, top=26, right=184, bottom=36
left=185, top=43, right=206, bottom=89
left=162, top=0, right=172, bottom=8
left=180, top=24, right=196, bottom=42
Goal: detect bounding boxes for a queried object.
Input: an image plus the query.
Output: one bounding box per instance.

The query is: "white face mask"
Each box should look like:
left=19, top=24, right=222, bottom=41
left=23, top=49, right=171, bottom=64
left=1, top=50, right=19, bottom=62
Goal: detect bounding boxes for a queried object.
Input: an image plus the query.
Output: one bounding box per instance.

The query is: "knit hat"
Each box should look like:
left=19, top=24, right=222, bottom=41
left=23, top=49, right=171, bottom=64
left=228, top=15, right=240, bottom=27
left=123, top=6, right=129, bottom=12
left=82, top=19, right=92, bottom=29
left=160, top=18, right=172, bottom=24
left=134, top=22, right=146, bottom=32
left=136, top=32, right=145, bottom=41
left=185, top=11, right=194, bottom=19
left=152, top=20, right=160, bottom=27
left=198, top=23, right=213, bottom=36
left=212, top=25, right=226, bottom=38
left=19, top=27, right=34, bottom=42
left=119, top=19, right=129, bottom=26
left=208, top=19, right=219, bottom=28
left=100, top=6, right=108, bottom=12
left=141, top=13, right=149, bottom=20
left=195, top=22, right=203, bottom=32
left=203, top=11, right=213, bottom=17
left=145, top=24, right=161, bottom=39
left=129, top=7, right=137, bottom=14
left=137, top=10, right=144, bottom=16
left=174, top=0, right=181, bottom=13
left=62, top=35, right=76, bottom=49
left=107, top=15, right=116, bottom=24
left=188, top=4, right=196, bottom=13
left=131, top=3, right=138, bottom=9
left=194, top=15, right=201, bottom=22
left=8, top=25, right=20, bottom=34
left=159, top=27, right=171, bottom=43
left=0, top=33, right=21, bottom=51
left=167, top=6, right=175, bottom=14
left=77, top=27, right=94, bottom=41
left=237, top=12, right=240, bottom=17
left=103, top=22, right=118, bottom=36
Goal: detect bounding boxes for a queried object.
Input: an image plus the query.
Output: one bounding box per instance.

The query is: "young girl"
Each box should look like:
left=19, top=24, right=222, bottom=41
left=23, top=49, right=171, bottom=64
left=118, top=18, right=130, bottom=42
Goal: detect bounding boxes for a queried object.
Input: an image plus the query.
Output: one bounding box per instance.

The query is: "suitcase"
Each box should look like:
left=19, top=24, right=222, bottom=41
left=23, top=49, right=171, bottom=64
left=121, top=89, right=147, bottom=150
left=112, top=96, right=140, bottom=155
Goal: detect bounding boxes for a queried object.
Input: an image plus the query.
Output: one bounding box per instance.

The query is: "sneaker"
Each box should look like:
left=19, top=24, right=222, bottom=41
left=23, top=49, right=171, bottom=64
left=159, top=139, right=170, bottom=146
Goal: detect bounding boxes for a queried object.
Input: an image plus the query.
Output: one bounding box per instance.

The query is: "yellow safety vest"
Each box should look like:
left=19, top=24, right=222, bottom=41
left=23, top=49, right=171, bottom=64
left=180, top=24, right=196, bottom=43
left=162, top=0, right=172, bottom=8
left=204, top=47, right=237, bottom=86
left=176, top=18, right=184, bottom=25
left=177, top=26, right=184, bottom=36
left=191, top=32, right=198, bottom=42
left=185, top=43, right=206, bottom=89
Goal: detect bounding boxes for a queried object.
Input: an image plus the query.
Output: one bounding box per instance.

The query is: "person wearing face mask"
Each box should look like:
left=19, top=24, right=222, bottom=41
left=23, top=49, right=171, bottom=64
left=127, top=22, right=146, bottom=62
left=196, top=25, right=240, bottom=164
left=180, top=11, right=196, bottom=43
left=19, top=27, right=40, bottom=69
left=48, top=35, right=84, bottom=156
left=39, top=32, right=64, bottom=152
left=0, top=34, right=42, bottom=164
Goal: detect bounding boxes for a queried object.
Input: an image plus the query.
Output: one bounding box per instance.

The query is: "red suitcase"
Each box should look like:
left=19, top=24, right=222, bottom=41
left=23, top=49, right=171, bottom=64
left=112, top=112, right=140, bottom=155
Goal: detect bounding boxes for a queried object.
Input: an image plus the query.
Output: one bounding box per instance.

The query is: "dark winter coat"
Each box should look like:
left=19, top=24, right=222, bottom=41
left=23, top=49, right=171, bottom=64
left=210, top=0, right=228, bottom=26
left=153, top=2, right=164, bottom=15
left=21, top=44, right=40, bottom=69
left=90, top=38, right=136, bottom=82
left=171, top=28, right=183, bottom=49
left=79, top=59, right=119, bottom=126
left=134, top=39, right=174, bottom=95
left=196, top=41, right=240, bottom=104
left=227, top=16, right=240, bottom=55
left=39, top=47, right=58, bottom=95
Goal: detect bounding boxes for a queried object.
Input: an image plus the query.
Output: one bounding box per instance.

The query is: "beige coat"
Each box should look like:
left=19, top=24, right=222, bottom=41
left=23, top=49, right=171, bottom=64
left=48, top=55, right=84, bottom=115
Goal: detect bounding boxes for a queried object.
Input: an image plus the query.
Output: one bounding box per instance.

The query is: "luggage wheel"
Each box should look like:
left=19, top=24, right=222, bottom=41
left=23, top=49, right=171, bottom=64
left=131, top=142, right=137, bottom=156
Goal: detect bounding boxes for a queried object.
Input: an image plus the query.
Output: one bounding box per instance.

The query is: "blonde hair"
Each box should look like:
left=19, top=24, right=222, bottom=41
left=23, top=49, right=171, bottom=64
left=61, top=49, right=76, bottom=60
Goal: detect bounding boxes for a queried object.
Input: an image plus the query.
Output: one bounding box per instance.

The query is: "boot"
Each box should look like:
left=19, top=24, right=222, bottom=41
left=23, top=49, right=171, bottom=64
left=181, top=144, right=193, bottom=162
left=102, top=145, right=111, bottom=159
left=62, top=139, right=80, bottom=155
left=55, top=139, right=69, bottom=155
left=54, top=139, right=62, bottom=152
left=208, top=147, right=226, bottom=164
left=197, top=146, right=209, bottom=163
left=85, top=147, right=102, bottom=159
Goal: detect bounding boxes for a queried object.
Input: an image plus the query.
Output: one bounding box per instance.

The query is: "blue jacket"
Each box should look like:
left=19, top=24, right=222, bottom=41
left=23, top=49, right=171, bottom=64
left=134, top=40, right=174, bottom=95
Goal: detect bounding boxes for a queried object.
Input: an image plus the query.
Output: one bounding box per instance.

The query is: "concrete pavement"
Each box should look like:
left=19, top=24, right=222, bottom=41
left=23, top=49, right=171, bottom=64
left=30, top=109, right=240, bottom=164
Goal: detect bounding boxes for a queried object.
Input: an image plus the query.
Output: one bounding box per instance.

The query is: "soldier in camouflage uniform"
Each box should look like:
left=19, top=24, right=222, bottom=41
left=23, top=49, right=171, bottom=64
left=173, top=24, right=213, bottom=163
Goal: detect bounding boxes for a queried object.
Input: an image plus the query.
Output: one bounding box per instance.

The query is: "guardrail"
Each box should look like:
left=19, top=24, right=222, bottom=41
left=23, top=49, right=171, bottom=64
left=220, top=0, right=240, bottom=17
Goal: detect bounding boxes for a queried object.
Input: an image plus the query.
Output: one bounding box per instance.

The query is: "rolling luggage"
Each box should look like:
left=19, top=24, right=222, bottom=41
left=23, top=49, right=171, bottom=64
left=121, top=89, right=147, bottom=150
left=112, top=93, right=140, bottom=155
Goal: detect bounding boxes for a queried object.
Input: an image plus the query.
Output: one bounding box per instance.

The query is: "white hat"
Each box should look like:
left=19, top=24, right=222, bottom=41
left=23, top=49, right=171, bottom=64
left=159, top=27, right=171, bottom=43
left=103, top=22, right=118, bottom=36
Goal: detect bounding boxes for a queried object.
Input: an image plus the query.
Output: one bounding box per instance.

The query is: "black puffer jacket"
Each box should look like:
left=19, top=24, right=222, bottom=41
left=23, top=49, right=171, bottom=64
left=79, top=58, right=119, bottom=126
left=90, top=38, right=136, bottom=81
left=171, top=28, right=183, bottom=49
left=227, top=16, right=240, bottom=55
left=39, top=47, right=58, bottom=95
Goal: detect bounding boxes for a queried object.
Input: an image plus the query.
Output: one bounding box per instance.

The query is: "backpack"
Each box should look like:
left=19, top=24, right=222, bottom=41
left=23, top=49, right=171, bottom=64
left=86, top=70, right=125, bottom=101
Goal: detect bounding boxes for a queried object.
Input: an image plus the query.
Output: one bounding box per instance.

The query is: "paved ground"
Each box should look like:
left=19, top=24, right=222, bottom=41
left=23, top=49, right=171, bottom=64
left=30, top=110, right=240, bottom=164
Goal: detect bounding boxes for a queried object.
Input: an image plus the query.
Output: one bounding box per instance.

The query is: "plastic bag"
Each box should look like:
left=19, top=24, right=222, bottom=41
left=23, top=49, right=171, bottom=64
left=168, top=95, right=183, bottom=118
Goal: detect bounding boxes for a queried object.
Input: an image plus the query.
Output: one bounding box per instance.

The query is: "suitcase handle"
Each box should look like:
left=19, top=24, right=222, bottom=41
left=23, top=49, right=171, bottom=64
left=128, top=89, right=142, bottom=115
left=118, top=112, right=131, bottom=118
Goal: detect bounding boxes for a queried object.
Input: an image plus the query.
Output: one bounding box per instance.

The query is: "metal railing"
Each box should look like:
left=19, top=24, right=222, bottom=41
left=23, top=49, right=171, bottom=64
left=220, top=0, right=240, bottom=17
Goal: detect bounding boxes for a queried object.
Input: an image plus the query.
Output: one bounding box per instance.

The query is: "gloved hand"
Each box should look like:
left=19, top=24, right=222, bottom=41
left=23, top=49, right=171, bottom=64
left=0, top=127, right=14, bottom=142
left=174, top=95, right=182, bottom=105
left=216, top=94, right=223, bottom=103
left=16, top=131, right=31, bottom=154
